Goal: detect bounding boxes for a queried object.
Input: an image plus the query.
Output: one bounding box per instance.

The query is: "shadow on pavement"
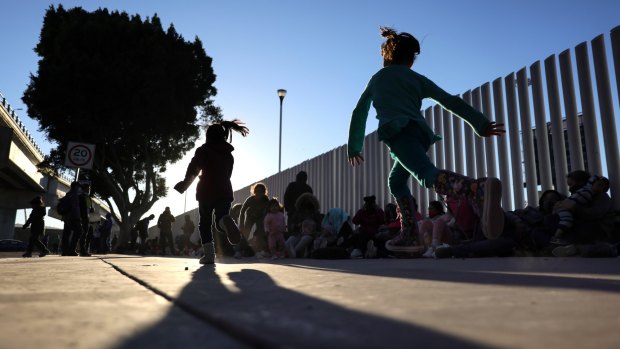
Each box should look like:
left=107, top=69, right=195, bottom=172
left=112, top=264, right=493, bottom=349
left=281, top=258, right=620, bottom=294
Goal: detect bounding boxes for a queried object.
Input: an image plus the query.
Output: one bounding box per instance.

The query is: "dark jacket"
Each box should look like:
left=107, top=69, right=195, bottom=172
left=283, top=179, right=313, bottom=214
left=185, top=141, right=235, bottom=202
left=24, top=206, right=46, bottom=235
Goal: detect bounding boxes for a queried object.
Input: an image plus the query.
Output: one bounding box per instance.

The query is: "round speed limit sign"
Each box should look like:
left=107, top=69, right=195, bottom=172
left=65, top=142, right=96, bottom=169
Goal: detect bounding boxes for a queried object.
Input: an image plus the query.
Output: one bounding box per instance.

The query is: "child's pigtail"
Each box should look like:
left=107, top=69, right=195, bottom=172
left=221, top=119, right=250, bottom=143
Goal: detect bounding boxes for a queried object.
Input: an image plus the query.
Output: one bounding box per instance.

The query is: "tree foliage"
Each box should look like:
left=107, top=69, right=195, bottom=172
left=23, top=5, right=221, bottom=245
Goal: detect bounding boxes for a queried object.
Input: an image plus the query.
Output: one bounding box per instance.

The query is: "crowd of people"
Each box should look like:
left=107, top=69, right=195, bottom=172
left=18, top=26, right=619, bottom=262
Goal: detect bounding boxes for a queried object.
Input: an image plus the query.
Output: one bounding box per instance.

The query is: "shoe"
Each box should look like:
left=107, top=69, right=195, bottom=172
left=481, top=177, right=504, bottom=239
left=255, top=251, right=268, bottom=259
left=350, top=248, right=363, bottom=259
left=550, top=236, right=570, bottom=246
left=199, top=243, right=215, bottom=264
left=365, top=240, right=377, bottom=258
left=233, top=251, right=243, bottom=259
left=385, top=234, right=424, bottom=253
left=22, top=252, right=32, bottom=258
left=422, top=246, right=435, bottom=258
left=552, top=244, right=578, bottom=257
left=219, top=215, right=241, bottom=245
left=61, top=251, right=78, bottom=256
left=271, top=255, right=280, bottom=260
left=39, top=251, right=49, bottom=257
left=285, top=241, right=296, bottom=258
left=79, top=252, right=92, bottom=257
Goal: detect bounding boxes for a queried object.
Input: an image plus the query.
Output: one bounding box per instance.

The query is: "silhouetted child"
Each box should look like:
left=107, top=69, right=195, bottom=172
left=347, top=27, right=505, bottom=253
left=174, top=119, right=249, bottom=264
left=264, top=198, right=287, bottom=259
left=22, top=196, right=50, bottom=257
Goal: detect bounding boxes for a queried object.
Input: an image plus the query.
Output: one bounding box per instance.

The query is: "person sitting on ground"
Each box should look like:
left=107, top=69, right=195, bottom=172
left=349, top=195, right=386, bottom=258
left=283, top=171, right=313, bottom=236
left=311, top=208, right=354, bottom=259
left=418, top=200, right=453, bottom=258
left=237, top=183, right=270, bottom=258
left=551, top=175, right=610, bottom=245
left=285, top=193, right=323, bottom=258
left=264, top=198, right=287, bottom=259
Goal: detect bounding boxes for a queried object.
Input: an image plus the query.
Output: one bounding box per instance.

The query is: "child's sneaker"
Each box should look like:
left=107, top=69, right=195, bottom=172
left=422, top=246, right=435, bottom=258
left=364, top=240, right=377, bottom=258
left=552, top=244, right=578, bottom=257
left=350, top=248, right=363, bottom=259
left=218, top=215, right=241, bottom=245
left=481, top=177, right=504, bottom=239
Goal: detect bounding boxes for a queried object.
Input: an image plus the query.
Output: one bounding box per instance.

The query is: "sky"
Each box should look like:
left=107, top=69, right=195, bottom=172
left=2, top=0, right=620, bottom=228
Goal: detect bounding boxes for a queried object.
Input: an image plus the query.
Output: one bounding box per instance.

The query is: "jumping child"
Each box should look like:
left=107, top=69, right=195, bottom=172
left=174, top=119, right=249, bottom=264
left=347, top=27, right=506, bottom=253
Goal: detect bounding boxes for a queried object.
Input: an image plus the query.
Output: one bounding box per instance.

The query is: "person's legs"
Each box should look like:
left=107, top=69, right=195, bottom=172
left=198, top=200, right=220, bottom=264
left=383, top=128, right=436, bottom=253
left=434, top=170, right=504, bottom=240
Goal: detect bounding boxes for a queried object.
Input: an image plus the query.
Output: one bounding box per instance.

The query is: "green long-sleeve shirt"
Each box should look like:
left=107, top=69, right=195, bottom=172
left=347, top=65, right=490, bottom=157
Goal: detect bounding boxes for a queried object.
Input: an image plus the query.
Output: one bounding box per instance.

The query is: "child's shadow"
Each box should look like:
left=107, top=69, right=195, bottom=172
left=114, top=265, right=491, bottom=349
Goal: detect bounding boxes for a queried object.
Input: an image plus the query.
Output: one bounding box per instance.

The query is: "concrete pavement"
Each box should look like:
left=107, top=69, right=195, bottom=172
left=1, top=254, right=619, bottom=349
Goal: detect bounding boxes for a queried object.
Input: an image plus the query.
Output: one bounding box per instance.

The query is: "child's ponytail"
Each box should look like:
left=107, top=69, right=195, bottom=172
left=206, top=119, right=249, bottom=143
left=380, top=26, right=420, bottom=66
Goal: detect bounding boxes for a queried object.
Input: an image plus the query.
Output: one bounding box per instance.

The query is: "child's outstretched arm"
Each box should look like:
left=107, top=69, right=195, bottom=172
left=347, top=82, right=373, bottom=166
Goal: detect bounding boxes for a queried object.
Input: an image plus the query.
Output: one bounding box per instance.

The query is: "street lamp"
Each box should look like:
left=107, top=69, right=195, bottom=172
left=277, top=89, right=287, bottom=172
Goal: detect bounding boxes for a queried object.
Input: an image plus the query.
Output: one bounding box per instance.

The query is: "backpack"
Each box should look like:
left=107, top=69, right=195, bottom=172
left=56, top=196, right=70, bottom=216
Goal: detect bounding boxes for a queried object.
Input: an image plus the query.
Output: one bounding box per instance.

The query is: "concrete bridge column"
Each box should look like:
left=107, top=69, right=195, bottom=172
left=0, top=207, right=17, bottom=239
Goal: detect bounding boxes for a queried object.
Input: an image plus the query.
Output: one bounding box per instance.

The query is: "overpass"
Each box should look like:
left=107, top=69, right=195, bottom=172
left=0, top=92, right=109, bottom=239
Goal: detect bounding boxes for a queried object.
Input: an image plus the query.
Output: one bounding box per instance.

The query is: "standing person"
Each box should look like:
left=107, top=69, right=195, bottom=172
left=60, top=181, right=88, bottom=256
left=238, top=183, right=271, bottom=258
left=347, top=27, right=505, bottom=253
left=22, top=196, right=50, bottom=257
left=157, top=207, right=177, bottom=255
left=135, top=214, right=155, bottom=254
left=283, top=171, right=313, bottom=234
left=98, top=213, right=113, bottom=254
left=181, top=215, right=196, bottom=255
left=173, top=119, right=248, bottom=264
left=264, top=198, right=287, bottom=259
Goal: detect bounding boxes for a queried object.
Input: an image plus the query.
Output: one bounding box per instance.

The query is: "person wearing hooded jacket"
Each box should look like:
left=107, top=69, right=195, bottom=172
left=174, top=119, right=249, bottom=264
left=283, top=171, right=313, bottom=234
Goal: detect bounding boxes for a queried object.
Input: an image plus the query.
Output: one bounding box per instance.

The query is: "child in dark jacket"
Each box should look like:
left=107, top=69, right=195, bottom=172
left=174, top=119, right=249, bottom=264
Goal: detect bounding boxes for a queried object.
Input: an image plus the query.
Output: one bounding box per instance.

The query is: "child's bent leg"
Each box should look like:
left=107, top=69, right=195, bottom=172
left=433, top=170, right=504, bottom=240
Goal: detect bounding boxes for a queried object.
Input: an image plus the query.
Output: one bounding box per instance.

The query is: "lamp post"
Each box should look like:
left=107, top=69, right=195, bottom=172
left=277, top=89, right=287, bottom=172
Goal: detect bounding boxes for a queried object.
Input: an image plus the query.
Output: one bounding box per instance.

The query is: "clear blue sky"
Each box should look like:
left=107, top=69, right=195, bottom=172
left=2, top=0, right=619, bottom=227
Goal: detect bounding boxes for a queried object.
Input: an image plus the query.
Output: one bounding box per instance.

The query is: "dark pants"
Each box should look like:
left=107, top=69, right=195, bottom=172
left=198, top=199, right=231, bottom=244
left=159, top=230, right=176, bottom=255
left=26, top=226, right=48, bottom=254
left=62, top=219, right=83, bottom=254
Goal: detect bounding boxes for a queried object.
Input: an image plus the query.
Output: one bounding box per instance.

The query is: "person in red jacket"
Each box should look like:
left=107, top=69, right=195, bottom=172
left=174, top=119, right=249, bottom=264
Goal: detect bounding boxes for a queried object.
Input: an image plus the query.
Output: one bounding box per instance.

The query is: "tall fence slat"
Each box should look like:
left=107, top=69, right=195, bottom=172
left=559, top=49, right=586, bottom=171
left=530, top=61, right=554, bottom=191
left=544, top=55, right=570, bottom=195
left=492, top=77, right=513, bottom=210
left=517, top=68, right=539, bottom=207
left=592, top=34, right=620, bottom=209
left=575, top=42, right=603, bottom=176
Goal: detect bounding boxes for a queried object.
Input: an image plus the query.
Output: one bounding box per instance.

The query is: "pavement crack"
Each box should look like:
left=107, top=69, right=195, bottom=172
left=99, top=257, right=285, bottom=349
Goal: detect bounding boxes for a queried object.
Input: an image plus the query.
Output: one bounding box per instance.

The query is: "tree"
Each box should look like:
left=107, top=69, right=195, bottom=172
left=23, top=5, right=221, bottom=248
